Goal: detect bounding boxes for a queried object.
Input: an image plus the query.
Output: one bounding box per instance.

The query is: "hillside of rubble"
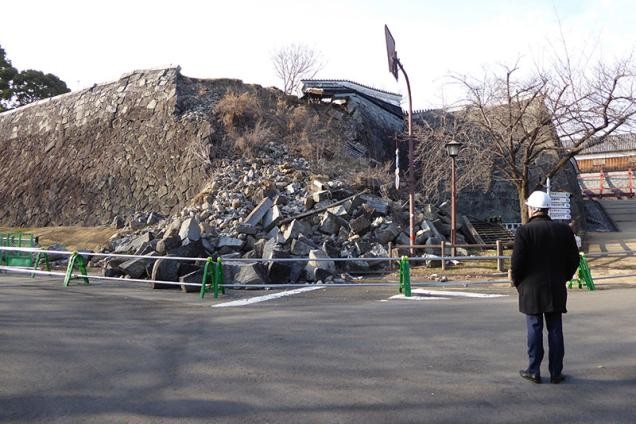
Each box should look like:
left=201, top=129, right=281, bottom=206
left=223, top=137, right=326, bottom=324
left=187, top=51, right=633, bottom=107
left=100, top=140, right=466, bottom=287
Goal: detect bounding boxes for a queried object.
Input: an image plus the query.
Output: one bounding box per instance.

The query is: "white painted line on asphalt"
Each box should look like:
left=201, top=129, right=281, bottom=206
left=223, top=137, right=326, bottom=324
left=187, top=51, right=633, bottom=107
left=212, top=286, right=324, bottom=308
left=412, top=289, right=508, bottom=298
left=388, top=294, right=450, bottom=301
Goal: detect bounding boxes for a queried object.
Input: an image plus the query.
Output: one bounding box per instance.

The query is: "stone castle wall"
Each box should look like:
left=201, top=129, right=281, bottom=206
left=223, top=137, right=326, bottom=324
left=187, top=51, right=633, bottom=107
left=0, top=67, right=214, bottom=226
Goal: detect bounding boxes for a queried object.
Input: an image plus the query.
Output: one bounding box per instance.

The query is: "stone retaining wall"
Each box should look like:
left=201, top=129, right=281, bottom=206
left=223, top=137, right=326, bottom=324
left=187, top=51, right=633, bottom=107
left=1, top=68, right=216, bottom=226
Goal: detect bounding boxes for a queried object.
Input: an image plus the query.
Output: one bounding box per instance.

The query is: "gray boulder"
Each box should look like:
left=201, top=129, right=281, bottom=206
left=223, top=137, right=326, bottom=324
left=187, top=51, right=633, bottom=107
left=291, top=235, right=319, bottom=256
left=150, top=258, right=180, bottom=289
left=119, top=254, right=157, bottom=279
left=218, top=237, right=245, bottom=251
left=283, top=219, right=309, bottom=241
left=374, top=223, right=401, bottom=244
left=237, top=223, right=259, bottom=235
left=425, top=237, right=443, bottom=267
left=305, top=249, right=336, bottom=282
left=360, top=194, right=389, bottom=215
left=234, top=262, right=269, bottom=286
left=179, top=217, right=201, bottom=243
left=179, top=268, right=203, bottom=293
left=395, top=232, right=411, bottom=246
left=155, top=235, right=180, bottom=255
left=349, top=215, right=371, bottom=235
left=267, top=248, right=293, bottom=283
left=115, top=232, right=153, bottom=254
left=319, top=212, right=345, bottom=235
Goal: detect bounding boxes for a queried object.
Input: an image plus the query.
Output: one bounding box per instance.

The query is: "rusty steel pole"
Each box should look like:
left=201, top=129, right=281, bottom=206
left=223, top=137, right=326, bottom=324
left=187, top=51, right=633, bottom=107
left=396, top=60, right=415, bottom=253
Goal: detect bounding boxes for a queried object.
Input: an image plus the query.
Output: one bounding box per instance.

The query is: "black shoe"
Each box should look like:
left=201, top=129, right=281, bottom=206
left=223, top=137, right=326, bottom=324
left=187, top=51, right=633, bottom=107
left=550, top=374, right=566, bottom=384
left=519, top=369, right=541, bottom=384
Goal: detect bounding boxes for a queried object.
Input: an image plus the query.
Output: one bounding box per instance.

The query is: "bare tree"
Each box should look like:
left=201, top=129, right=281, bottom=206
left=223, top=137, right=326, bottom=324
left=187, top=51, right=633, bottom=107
left=272, top=43, right=324, bottom=96
left=414, top=109, right=494, bottom=206
left=452, top=57, right=636, bottom=222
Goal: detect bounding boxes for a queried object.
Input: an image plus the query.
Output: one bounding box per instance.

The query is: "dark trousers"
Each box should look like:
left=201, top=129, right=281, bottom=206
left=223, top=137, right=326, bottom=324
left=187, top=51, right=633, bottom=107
left=525, top=312, right=564, bottom=377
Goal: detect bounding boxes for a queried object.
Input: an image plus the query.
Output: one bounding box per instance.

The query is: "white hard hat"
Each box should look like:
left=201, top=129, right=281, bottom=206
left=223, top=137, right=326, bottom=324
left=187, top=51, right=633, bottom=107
left=526, top=191, right=551, bottom=209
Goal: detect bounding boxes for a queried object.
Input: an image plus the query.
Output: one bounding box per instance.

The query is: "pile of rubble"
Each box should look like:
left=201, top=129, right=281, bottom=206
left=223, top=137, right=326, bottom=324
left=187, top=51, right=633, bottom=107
left=103, top=142, right=465, bottom=289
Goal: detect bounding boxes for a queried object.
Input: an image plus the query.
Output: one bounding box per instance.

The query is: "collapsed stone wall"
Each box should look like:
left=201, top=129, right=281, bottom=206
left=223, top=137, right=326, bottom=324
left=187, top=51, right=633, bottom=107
left=0, top=67, right=404, bottom=227
left=0, top=67, right=214, bottom=226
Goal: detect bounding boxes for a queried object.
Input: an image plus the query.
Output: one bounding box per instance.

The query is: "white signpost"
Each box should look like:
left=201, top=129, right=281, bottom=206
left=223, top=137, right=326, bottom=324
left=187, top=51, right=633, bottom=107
left=549, top=192, right=571, bottom=220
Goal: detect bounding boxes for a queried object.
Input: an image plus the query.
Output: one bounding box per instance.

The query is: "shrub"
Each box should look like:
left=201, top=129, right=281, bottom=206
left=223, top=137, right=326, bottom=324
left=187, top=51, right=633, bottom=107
left=233, top=120, right=274, bottom=158
left=214, top=91, right=262, bottom=134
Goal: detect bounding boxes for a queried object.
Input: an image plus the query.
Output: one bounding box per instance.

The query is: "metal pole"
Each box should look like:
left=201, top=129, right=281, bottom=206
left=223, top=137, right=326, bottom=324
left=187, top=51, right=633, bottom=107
left=396, top=59, right=415, bottom=253
left=451, top=155, right=457, bottom=257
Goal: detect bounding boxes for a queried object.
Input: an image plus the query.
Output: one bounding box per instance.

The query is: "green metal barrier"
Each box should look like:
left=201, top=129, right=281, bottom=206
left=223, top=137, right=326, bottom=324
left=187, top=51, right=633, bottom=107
left=199, top=257, right=225, bottom=299
left=568, top=252, right=596, bottom=291
left=32, top=252, right=51, bottom=277
left=1, top=232, right=35, bottom=267
left=63, top=251, right=90, bottom=286
left=399, top=256, right=412, bottom=297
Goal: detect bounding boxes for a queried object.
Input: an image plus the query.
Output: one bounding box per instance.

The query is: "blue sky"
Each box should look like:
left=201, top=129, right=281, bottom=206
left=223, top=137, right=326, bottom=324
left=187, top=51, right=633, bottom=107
left=2, top=0, right=635, bottom=109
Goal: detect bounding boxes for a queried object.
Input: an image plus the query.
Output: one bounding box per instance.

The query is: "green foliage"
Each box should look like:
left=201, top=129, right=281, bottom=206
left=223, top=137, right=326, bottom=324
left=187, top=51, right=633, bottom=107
left=11, top=69, right=70, bottom=105
left=0, top=45, right=17, bottom=111
left=0, top=43, right=70, bottom=111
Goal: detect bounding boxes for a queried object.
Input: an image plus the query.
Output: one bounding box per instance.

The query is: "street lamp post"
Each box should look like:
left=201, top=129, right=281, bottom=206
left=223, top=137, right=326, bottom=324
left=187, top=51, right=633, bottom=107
left=445, top=140, right=462, bottom=256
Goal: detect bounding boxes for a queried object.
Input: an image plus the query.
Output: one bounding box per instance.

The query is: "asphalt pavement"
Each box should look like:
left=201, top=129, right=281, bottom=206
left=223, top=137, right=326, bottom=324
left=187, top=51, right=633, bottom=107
left=1, top=275, right=635, bottom=423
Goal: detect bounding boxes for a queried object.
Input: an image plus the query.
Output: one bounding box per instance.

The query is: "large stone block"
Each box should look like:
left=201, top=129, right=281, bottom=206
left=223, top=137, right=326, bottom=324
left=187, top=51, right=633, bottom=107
left=119, top=254, right=157, bottom=279
left=179, top=217, right=201, bottom=242
left=234, top=262, right=269, bottom=286
left=305, top=249, right=336, bottom=282
left=291, top=235, right=319, bottom=256
left=360, top=194, right=389, bottom=216
left=283, top=219, right=309, bottom=241
left=262, top=204, right=282, bottom=231
left=150, top=258, right=180, bottom=289
left=374, top=223, right=401, bottom=244
left=267, top=248, right=293, bottom=283
left=319, top=212, right=345, bottom=235
left=179, top=268, right=203, bottom=293
left=217, top=237, right=245, bottom=251
left=243, top=197, right=273, bottom=226
left=349, top=215, right=371, bottom=235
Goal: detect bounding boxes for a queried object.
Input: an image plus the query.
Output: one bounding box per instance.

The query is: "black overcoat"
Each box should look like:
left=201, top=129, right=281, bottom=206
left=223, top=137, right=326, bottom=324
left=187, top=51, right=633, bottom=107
left=511, top=214, right=580, bottom=315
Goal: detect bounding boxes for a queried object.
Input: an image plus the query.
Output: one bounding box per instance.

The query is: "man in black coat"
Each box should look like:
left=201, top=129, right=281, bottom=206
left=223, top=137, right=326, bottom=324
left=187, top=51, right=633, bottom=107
left=511, top=191, right=580, bottom=384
